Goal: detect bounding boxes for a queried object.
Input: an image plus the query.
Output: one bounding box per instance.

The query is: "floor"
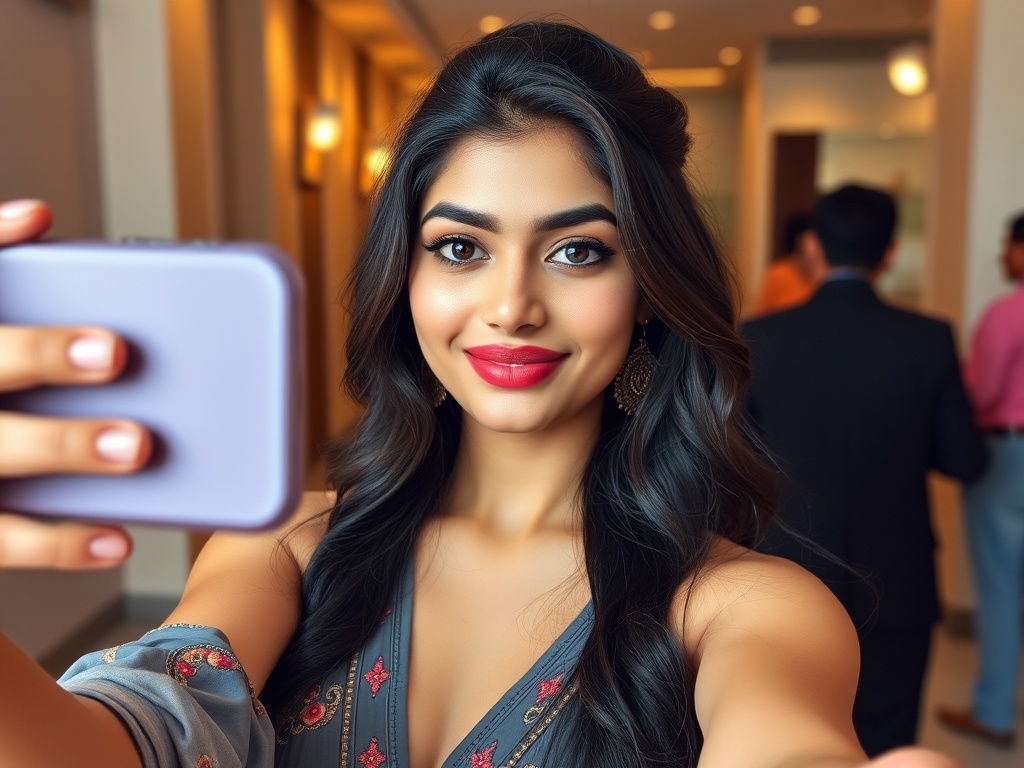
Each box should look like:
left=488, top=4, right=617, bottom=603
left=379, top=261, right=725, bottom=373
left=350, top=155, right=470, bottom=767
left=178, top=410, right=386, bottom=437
left=54, top=621, right=1022, bottom=766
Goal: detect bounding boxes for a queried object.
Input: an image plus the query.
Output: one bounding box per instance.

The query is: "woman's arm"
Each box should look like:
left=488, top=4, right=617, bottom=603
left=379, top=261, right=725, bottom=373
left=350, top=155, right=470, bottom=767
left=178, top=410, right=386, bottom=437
left=1, top=491, right=330, bottom=768
left=684, top=548, right=956, bottom=768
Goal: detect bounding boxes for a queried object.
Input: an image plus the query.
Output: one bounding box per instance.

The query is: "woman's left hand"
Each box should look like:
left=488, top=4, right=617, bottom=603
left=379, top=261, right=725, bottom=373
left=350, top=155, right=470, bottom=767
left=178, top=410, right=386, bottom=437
left=861, top=747, right=959, bottom=768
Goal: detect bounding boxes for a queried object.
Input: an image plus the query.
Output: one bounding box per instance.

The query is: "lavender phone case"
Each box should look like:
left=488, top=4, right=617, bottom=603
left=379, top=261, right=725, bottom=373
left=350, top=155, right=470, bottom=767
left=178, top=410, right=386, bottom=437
left=0, top=241, right=305, bottom=530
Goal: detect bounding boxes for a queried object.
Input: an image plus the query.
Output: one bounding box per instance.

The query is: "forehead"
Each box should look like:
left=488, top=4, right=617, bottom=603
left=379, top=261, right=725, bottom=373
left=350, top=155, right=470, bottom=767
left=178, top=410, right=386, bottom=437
left=420, top=125, right=613, bottom=221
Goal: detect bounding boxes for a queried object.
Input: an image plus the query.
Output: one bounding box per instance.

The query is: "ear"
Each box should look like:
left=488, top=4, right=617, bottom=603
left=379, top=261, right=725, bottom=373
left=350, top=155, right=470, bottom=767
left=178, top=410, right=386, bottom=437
left=635, top=297, right=654, bottom=325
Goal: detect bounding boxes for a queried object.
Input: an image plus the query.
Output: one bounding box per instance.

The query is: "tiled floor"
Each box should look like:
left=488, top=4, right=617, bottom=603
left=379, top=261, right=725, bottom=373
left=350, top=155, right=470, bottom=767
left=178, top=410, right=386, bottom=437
left=55, top=621, right=1021, bottom=766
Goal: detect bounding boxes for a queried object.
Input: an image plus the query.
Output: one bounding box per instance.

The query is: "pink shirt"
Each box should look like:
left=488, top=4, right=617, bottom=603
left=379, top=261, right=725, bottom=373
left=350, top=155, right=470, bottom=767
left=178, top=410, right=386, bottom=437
left=966, top=282, right=1024, bottom=427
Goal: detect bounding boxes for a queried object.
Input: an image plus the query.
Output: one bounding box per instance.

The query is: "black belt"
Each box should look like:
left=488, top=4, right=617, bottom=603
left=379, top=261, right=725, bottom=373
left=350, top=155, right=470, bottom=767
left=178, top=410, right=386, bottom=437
left=986, top=426, right=1024, bottom=436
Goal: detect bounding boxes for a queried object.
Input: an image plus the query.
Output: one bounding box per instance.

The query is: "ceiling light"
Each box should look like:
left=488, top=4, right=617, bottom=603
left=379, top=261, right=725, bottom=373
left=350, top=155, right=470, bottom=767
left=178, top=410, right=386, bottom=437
left=792, top=5, right=822, bottom=26
left=648, top=67, right=727, bottom=89
left=718, top=46, right=742, bottom=66
left=888, top=44, right=929, bottom=95
left=479, top=15, right=505, bottom=34
left=648, top=11, right=677, bottom=31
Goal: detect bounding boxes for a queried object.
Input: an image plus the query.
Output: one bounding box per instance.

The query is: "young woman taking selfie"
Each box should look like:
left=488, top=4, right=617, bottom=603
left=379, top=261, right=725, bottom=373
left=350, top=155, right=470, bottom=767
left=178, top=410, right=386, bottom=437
left=0, top=21, right=955, bottom=768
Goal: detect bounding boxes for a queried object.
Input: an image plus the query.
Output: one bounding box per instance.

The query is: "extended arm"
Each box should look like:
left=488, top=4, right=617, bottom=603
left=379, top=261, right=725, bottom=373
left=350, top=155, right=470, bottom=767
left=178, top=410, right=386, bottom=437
left=686, top=550, right=957, bottom=768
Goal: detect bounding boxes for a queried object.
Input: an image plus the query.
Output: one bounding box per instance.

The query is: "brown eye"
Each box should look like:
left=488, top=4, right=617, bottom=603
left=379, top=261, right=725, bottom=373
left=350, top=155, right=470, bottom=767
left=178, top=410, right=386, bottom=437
left=548, top=240, right=614, bottom=267
left=562, top=244, right=590, bottom=264
left=449, top=240, right=476, bottom=260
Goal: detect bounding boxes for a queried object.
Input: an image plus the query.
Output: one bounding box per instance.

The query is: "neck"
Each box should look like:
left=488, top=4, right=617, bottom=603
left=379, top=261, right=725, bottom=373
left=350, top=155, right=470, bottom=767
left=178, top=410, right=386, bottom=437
left=443, top=399, right=603, bottom=540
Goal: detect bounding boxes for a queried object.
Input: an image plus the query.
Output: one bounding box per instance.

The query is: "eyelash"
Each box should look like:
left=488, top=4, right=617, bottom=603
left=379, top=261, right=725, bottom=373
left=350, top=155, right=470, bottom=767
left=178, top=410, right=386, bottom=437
left=421, top=235, right=616, bottom=269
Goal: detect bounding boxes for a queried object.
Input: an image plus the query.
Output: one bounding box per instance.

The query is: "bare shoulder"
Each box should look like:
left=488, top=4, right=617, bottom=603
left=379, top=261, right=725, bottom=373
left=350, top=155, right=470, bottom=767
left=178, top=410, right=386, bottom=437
left=671, top=536, right=853, bottom=664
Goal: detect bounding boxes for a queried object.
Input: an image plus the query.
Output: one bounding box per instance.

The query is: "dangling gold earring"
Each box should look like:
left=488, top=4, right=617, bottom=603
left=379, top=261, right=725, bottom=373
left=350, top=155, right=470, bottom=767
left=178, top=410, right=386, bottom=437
left=613, top=322, right=656, bottom=416
left=420, top=361, right=447, bottom=408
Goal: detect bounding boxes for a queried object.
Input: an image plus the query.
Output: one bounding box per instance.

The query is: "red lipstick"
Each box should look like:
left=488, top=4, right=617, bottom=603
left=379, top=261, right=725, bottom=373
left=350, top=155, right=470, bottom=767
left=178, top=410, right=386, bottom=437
left=463, top=345, right=567, bottom=388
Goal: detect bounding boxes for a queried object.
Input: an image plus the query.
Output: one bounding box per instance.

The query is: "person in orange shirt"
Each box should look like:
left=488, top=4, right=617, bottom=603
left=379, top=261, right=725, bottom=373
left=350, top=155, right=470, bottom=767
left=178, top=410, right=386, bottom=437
left=754, top=211, right=827, bottom=315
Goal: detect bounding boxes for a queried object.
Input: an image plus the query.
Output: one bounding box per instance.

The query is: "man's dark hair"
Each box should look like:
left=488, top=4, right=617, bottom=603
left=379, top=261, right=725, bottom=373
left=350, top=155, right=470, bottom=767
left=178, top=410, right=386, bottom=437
left=782, top=210, right=814, bottom=256
left=814, top=184, right=897, bottom=270
left=1009, top=210, right=1024, bottom=243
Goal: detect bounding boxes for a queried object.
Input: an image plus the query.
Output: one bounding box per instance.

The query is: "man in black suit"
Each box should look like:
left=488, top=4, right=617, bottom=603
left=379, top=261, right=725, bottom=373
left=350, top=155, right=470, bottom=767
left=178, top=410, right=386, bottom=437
left=741, top=184, right=987, bottom=756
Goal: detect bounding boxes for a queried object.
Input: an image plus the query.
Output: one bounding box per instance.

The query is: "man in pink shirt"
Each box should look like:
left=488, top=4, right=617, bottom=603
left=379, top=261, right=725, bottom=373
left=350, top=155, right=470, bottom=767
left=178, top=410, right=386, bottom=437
left=939, top=211, right=1024, bottom=747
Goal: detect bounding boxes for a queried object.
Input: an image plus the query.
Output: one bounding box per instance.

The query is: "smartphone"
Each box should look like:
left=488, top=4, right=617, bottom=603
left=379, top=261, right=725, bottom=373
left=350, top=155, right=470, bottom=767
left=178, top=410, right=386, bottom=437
left=0, top=240, right=306, bottom=530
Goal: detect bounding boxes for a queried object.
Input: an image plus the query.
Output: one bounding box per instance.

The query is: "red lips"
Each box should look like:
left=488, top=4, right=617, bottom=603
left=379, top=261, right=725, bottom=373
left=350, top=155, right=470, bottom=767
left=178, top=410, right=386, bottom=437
left=463, top=345, right=567, bottom=388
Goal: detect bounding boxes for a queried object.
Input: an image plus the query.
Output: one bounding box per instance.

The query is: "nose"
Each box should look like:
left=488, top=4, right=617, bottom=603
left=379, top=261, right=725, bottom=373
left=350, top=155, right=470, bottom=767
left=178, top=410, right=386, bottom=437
left=480, top=254, right=547, bottom=334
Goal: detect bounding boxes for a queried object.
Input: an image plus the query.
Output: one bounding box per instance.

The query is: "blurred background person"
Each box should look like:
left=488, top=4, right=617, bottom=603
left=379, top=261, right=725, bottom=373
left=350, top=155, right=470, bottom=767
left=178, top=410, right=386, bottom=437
left=938, top=210, right=1024, bottom=748
left=753, top=210, right=827, bottom=315
left=742, top=184, right=987, bottom=757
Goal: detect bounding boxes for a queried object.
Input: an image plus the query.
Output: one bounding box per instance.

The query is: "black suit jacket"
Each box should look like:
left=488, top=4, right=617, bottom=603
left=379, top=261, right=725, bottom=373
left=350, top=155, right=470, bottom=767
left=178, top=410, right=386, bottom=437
left=741, top=278, right=986, bottom=629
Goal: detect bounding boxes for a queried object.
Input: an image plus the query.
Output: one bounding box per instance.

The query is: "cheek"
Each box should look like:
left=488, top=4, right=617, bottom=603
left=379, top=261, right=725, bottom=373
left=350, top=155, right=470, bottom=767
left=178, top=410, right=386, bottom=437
left=560, top=279, right=640, bottom=361
left=408, top=267, right=467, bottom=351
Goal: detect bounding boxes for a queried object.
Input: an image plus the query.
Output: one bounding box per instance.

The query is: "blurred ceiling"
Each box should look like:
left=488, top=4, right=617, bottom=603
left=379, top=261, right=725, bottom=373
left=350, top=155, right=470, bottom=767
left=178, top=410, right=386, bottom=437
left=319, top=0, right=934, bottom=93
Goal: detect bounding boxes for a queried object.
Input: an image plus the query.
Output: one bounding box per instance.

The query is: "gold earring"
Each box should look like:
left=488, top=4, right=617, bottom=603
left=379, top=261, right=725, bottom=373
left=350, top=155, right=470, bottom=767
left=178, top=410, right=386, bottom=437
left=420, top=361, right=447, bottom=408
left=613, top=324, right=656, bottom=416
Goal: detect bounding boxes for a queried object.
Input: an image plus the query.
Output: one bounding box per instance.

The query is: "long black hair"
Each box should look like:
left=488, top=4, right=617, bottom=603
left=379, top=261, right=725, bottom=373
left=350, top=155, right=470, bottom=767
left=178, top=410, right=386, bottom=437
left=263, top=21, right=777, bottom=767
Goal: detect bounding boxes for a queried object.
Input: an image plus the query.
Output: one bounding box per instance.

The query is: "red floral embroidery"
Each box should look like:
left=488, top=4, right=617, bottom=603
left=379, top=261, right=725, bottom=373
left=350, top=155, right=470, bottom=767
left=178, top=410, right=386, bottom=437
left=535, top=673, right=563, bottom=704
left=359, top=737, right=387, bottom=768
left=363, top=656, right=391, bottom=697
left=470, top=742, right=497, bottom=768
left=168, top=646, right=240, bottom=684
left=275, top=684, right=343, bottom=745
left=196, top=756, right=215, bottom=768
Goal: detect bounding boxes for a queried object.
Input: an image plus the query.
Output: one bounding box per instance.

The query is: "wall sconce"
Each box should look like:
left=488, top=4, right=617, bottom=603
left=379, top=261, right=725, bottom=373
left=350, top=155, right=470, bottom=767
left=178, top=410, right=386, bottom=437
left=360, top=143, right=392, bottom=196
left=888, top=44, right=929, bottom=96
left=299, top=101, right=341, bottom=186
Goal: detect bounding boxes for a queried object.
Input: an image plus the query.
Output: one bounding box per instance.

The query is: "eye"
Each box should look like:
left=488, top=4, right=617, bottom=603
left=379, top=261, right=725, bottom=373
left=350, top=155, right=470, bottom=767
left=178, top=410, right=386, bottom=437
left=426, top=237, right=485, bottom=265
left=547, top=239, right=615, bottom=267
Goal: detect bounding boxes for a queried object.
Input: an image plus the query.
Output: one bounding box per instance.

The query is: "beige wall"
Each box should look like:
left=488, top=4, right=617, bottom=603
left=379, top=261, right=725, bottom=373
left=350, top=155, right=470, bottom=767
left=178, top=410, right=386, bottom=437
left=0, top=0, right=119, bottom=660
left=927, top=0, right=1024, bottom=612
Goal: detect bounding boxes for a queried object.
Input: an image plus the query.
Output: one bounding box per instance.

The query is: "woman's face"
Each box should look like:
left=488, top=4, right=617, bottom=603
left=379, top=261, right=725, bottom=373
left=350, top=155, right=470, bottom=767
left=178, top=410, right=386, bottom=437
left=408, top=123, right=647, bottom=434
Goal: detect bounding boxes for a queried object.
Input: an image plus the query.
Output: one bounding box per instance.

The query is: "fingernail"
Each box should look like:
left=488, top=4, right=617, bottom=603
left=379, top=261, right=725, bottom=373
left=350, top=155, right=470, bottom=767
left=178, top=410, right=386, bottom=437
left=95, top=428, right=142, bottom=463
left=68, top=335, right=115, bottom=371
left=0, top=199, right=41, bottom=220
left=88, top=534, right=129, bottom=561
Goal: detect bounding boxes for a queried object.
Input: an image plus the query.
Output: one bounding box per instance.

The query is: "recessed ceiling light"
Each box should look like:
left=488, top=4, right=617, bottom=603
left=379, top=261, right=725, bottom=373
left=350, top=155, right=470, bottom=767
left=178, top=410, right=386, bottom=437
left=648, top=11, right=677, bottom=31
left=718, top=46, right=742, bottom=66
left=888, top=44, right=929, bottom=95
left=479, top=15, right=505, bottom=34
left=792, top=5, right=822, bottom=26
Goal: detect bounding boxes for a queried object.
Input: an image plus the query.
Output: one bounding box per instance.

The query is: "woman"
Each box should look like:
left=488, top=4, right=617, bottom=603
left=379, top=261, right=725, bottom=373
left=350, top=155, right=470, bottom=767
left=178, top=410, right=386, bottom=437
left=1, top=22, right=955, bottom=768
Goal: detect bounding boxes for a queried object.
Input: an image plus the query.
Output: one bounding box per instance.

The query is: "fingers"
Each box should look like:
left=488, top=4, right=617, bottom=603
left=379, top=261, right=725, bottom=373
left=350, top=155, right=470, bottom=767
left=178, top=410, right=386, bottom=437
left=0, top=514, right=131, bottom=569
left=0, top=199, right=52, bottom=245
left=0, top=413, right=151, bottom=477
left=0, top=326, right=127, bottom=392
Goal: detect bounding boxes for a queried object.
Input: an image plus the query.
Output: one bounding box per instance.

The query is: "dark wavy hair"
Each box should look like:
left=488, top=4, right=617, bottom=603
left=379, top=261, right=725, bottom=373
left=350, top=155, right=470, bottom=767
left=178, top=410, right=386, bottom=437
left=263, top=21, right=777, bottom=767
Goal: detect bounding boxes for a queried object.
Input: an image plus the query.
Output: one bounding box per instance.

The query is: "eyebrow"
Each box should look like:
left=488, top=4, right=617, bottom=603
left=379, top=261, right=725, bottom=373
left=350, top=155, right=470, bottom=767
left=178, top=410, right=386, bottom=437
left=419, top=202, right=617, bottom=233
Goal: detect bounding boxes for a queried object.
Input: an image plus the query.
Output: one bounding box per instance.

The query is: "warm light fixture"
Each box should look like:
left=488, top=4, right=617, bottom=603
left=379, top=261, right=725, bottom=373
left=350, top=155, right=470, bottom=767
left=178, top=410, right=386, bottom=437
left=718, top=46, right=742, bottom=66
left=888, top=44, right=929, bottom=95
left=479, top=15, right=505, bottom=34
left=360, top=144, right=392, bottom=196
left=298, top=101, right=341, bottom=186
left=792, top=5, right=822, bottom=26
left=648, top=11, right=677, bottom=31
left=306, top=103, right=341, bottom=151
left=647, top=67, right=727, bottom=88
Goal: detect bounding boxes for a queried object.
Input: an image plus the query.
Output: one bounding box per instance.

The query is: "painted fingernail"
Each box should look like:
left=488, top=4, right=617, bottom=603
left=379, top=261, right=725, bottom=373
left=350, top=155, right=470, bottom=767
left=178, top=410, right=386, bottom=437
left=88, top=534, right=129, bottom=561
left=0, top=199, right=41, bottom=220
left=68, top=335, right=116, bottom=371
left=95, top=428, right=143, bottom=463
